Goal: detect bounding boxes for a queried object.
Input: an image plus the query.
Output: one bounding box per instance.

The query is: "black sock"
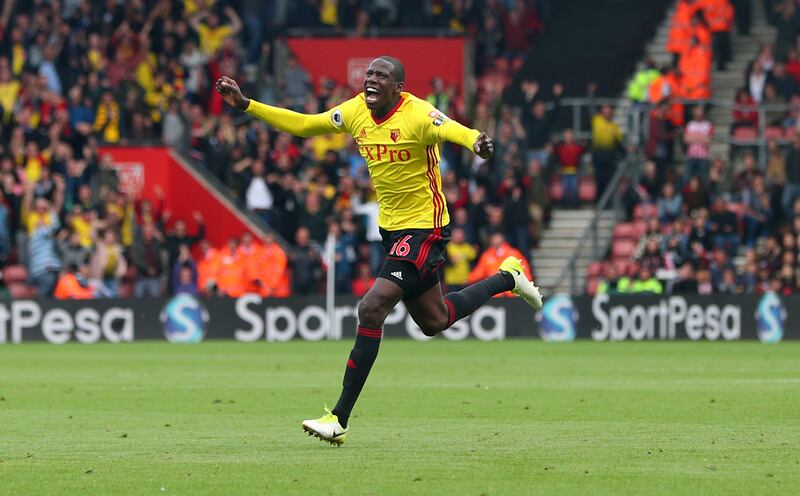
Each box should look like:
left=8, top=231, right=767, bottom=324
left=444, top=272, right=514, bottom=326
left=332, top=326, right=382, bottom=428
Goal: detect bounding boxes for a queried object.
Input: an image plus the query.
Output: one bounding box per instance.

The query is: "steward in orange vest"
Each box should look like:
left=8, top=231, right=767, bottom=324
left=701, top=0, right=734, bottom=70
left=215, top=239, right=247, bottom=297
left=679, top=37, right=712, bottom=102
left=667, top=0, right=703, bottom=56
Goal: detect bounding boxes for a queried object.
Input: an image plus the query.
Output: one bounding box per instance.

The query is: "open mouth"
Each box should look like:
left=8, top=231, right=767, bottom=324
left=364, top=87, right=380, bottom=104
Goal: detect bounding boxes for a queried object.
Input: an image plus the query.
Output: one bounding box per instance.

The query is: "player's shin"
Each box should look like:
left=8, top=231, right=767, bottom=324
left=443, top=273, right=514, bottom=325
left=332, top=326, right=383, bottom=428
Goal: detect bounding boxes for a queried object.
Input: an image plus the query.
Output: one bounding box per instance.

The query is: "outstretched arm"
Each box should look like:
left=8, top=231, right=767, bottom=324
left=423, top=105, right=493, bottom=159
left=440, top=119, right=494, bottom=159
left=224, top=6, right=243, bottom=34
left=215, top=76, right=341, bottom=138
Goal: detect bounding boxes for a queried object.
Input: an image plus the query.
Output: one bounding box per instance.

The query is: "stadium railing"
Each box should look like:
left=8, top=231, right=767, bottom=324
left=547, top=98, right=787, bottom=166
left=549, top=153, right=641, bottom=295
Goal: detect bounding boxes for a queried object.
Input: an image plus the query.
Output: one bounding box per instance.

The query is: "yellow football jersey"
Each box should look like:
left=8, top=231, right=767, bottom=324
left=246, top=92, right=480, bottom=231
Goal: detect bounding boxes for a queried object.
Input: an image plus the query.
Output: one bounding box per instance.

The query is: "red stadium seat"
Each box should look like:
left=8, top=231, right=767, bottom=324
left=548, top=180, right=564, bottom=202
left=727, top=202, right=745, bottom=219
left=613, top=223, right=635, bottom=241
left=3, top=265, right=27, bottom=283
left=8, top=283, right=37, bottom=299
left=732, top=127, right=757, bottom=142
left=587, top=261, right=604, bottom=277
left=493, top=58, right=510, bottom=72
left=786, top=127, right=798, bottom=140
left=626, top=262, right=641, bottom=277
left=578, top=176, right=596, bottom=202
left=586, top=277, right=600, bottom=296
left=765, top=127, right=784, bottom=140
left=613, top=260, right=629, bottom=275
left=611, top=239, right=636, bottom=259
left=633, top=203, right=657, bottom=221
left=633, top=221, right=647, bottom=238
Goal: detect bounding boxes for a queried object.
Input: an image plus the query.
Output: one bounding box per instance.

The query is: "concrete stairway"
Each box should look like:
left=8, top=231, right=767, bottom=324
left=616, top=1, right=775, bottom=156
left=642, top=2, right=679, bottom=67
left=709, top=6, right=775, bottom=158
left=532, top=209, right=616, bottom=295
left=614, top=2, right=677, bottom=133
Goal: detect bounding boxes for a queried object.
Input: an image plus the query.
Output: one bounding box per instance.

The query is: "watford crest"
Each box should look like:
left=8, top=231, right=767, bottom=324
left=390, top=129, right=401, bottom=143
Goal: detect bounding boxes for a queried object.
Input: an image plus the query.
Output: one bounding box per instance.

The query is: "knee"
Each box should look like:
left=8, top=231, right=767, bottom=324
left=417, top=315, right=449, bottom=337
left=357, top=295, right=392, bottom=328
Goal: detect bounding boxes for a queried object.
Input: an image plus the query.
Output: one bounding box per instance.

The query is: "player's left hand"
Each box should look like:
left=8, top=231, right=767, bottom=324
left=473, top=132, right=494, bottom=159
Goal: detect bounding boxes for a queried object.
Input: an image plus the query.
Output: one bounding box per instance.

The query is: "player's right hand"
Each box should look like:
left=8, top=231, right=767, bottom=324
left=215, top=76, right=249, bottom=111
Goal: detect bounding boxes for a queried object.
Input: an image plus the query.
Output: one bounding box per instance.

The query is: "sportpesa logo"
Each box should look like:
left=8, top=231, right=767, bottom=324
left=160, top=294, right=209, bottom=343
left=536, top=294, right=578, bottom=342
left=755, top=292, right=786, bottom=344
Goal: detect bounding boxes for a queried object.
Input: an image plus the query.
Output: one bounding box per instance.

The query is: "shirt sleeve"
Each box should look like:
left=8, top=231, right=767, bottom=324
left=217, top=26, right=233, bottom=39
left=245, top=97, right=356, bottom=138
left=197, top=24, right=209, bottom=42
left=416, top=101, right=480, bottom=151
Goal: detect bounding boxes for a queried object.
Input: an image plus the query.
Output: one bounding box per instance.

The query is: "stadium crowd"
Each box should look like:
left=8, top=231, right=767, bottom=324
left=592, top=0, right=800, bottom=296
left=0, top=0, right=562, bottom=299
left=6, top=0, right=794, bottom=300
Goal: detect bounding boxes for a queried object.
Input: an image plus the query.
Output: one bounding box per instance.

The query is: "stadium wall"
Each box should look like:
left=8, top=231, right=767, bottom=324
left=283, top=37, right=467, bottom=95
left=506, top=0, right=672, bottom=100
left=98, top=146, right=265, bottom=246
left=0, top=294, right=793, bottom=344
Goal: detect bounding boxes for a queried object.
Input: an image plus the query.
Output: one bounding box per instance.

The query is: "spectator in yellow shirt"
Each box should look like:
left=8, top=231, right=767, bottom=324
left=319, top=0, right=339, bottom=26
left=310, top=133, right=347, bottom=161
left=630, top=266, right=663, bottom=294
left=69, top=206, right=98, bottom=249
left=444, top=227, right=477, bottom=291
left=184, top=0, right=216, bottom=17
left=591, top=104, right=623, bottom=198
left=93, top=91, right=121, bottom=143
left=190, top=6, right=242, bottom=57
left=23, top=141, right=49, bottom=183
left=0, top=65, right=20, bottom=123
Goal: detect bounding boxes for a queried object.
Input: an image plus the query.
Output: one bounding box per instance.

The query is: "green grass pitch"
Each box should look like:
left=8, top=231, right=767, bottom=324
left=1, top=340, right=798, bottom=495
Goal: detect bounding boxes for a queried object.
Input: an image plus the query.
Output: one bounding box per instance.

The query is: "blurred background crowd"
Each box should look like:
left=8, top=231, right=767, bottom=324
left=590, top=0, right=800, bottom=296
left=0, top=0, right=556, bottom=299
left=0, top=0, right=796, bottom=299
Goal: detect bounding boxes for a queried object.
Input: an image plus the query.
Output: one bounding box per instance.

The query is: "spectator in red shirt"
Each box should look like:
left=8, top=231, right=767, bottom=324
left=637, top=237, right=665, bottom=273
left=731, top=87, right=759, bottom=133
left=683, top=105, right=714, bottom=182
left=351, top=262, right=375, bottom=298
left=785, top=48, right=800, bottom=82
left=502, top=2, right=543, bottom=59
left=554, top=128, right=585, bottom=208
left=270, top=132, right=301, bottom=167
left=682, top=175, right=710, bottom=214
left=645, top=102, right=676, bottom=181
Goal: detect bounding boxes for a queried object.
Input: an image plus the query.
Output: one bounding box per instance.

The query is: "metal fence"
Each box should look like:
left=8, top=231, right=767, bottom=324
left=545, top=97, right=789, bottom=168
left=544, top=96, right=792, bottom=294
left=549, top=153, right=641, bottom=295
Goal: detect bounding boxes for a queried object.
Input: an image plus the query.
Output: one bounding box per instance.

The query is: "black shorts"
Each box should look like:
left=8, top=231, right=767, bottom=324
left=377, top=226, right=451, bottom=300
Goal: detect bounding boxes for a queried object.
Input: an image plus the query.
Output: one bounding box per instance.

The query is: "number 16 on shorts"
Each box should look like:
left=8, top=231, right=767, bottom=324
left=389, top=235, right=412, bottom=257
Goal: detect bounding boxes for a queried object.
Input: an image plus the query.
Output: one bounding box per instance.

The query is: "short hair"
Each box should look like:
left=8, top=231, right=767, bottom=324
left=376, top=55, right=405, bottom=83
